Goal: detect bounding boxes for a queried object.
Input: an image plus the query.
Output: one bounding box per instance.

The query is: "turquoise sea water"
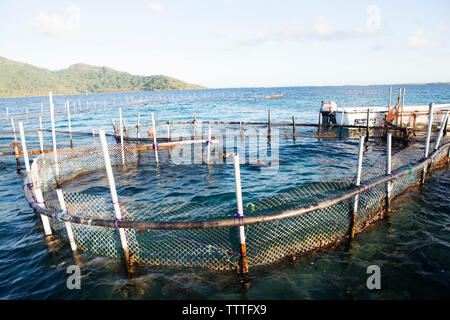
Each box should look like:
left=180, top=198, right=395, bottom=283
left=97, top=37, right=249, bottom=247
left=0, top=84, right=448, bottom=299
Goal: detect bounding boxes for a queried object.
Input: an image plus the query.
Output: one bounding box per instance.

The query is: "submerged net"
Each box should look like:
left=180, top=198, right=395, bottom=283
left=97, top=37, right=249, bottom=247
left=27, top=135, right=450, bottom=272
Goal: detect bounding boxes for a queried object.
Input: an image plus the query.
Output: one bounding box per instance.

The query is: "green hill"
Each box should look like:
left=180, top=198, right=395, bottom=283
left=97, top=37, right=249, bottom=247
left=0, top=56, right=205, bottom=97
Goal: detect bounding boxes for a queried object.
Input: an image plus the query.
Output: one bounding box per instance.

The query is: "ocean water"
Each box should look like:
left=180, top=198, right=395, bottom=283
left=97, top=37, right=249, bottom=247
left=0, top=84, right=448, bottom=299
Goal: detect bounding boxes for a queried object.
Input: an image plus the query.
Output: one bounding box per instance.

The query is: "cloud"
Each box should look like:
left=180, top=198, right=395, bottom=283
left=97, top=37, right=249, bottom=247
left=313, top=16, right=332, bottom=37
left=34, top=6, right=80, bottom=36
left=437, top=21, right=449, bottom=33
left=147, top=1, right=162, bottom=12
left=407, top=29, right=443, bottom=48
left=213, top=5, right=383, bottom=48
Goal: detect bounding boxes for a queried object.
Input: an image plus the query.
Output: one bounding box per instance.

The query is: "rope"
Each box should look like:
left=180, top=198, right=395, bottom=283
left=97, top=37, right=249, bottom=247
left=28, top=200, right=44, bottom=208
left=56, top=209, right=67, bottom=221
left=234, top=214, right=244, bottom=227
left=114, top=218, right=121, bottom=229
left=24, top=182, right=33, bottom=190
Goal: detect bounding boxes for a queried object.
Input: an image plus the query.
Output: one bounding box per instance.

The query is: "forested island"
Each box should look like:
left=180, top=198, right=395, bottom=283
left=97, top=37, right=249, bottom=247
left=0, top=56, right=205, bottom=98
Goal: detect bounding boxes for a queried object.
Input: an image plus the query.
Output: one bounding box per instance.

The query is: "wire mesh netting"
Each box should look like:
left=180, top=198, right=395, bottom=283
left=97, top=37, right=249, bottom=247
left=26, top=134, right=450, bottom=272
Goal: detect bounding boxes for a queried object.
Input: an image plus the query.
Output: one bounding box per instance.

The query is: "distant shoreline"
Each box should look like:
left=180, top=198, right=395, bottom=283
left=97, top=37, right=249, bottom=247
left=1, top=81, right=449, bottom=100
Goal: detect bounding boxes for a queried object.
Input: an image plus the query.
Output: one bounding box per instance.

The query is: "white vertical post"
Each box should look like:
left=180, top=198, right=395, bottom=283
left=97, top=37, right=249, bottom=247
left=67, top=100, right=72, bottom=147
left=151, top=112, right=159, bottom=165
left=434, top=111, right=449, bottom=150
left=167, top=121, right=171, bottom=141
left=49, top=92, right=60, bottom=182
left=402, top=88, right=406, bottom=106
left=233, top=154, right=248, bottom=273
left=386, top=133, right=392, bottom=212
left=98, top=129, right=130, bottom=263
left=26, top=108, right=29, bottom=120
left=40, top=102, right=43, bottom=115
left=119, top=108, right=125, bottom=165
left=350, top=136, right=364, bottom=239
left=92, top=128, right=96, bottom=144
left=38, top=116, right=44, bottom=153
left=56, top=188, right=77, bottom=251
left=424, top=103, right=434, bottom=158
left=11, top=118, right=17, bottom=141
left=38, top=131, right=44, bottom=154
left=206, top=125, right=212, bottom=164
left=19, top=122, right=52, bottom=235
left=339, top=108, right=345, bottom=137
left=19, top=123, right=31, bottom=174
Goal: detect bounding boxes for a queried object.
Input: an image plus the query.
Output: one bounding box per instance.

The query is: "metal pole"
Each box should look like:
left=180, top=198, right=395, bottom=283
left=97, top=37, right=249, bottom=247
left=92, top=128, right=96, bottom=144
left=422, top=103, right=434, bottom=185
left=38, top=131, right=44, bottom=154
left=424, top=103, right=435, bottom=159
left=49, top=92, right=60, bottom=184
left=151, top=112, right=159, bottom=165
left=137, top=113, right=141, bottom=140
left=317, top=112, right=322, bottom=136
left=193, top=116, right=197, bottom=139
left=339, top=109, right=345, bottom=139
left=56, top=188, right=77, bottom=251
left=350, top=136, right=364, bottom=239
left=98, top=129, right=130, bottom=264
left=67, top=100, right=73, bottom=148
left=292, top=115, right=296, bottom=138
left=206, top=125, right=212, bottom=164
left=366, top=109, right=370, bottom=138
left=268, top=109, right=271, bottom=137
left=167, top=121, right=171, bottom=161
left=38, top=116, right=44, bottom=154
left=119, top=108, right=125, bottom=165
left=19, top=122, right=52, bottom=235
left=388, top=86, right=392, bottom=108
left=434, top=111, right=449, bottom=151
left=233, top=154, right=248, bottom=274
left=400, top=88, right=405, bottom=127
left=385, top=133, right=392, bottom=214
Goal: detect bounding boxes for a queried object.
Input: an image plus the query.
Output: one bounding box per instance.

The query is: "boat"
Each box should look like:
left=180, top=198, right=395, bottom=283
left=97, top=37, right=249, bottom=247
left=319, top=100, right=450, bottom=130
left=265, top=92, right=286, bottom=99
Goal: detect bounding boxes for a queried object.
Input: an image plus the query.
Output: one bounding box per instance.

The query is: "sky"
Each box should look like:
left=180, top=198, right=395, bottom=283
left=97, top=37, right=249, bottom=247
left=1, top=0, right=450, bottom=88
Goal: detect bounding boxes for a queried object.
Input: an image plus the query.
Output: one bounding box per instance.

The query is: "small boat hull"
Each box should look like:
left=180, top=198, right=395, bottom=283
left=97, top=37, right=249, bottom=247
left=330, top=104, right=450, bottom=129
